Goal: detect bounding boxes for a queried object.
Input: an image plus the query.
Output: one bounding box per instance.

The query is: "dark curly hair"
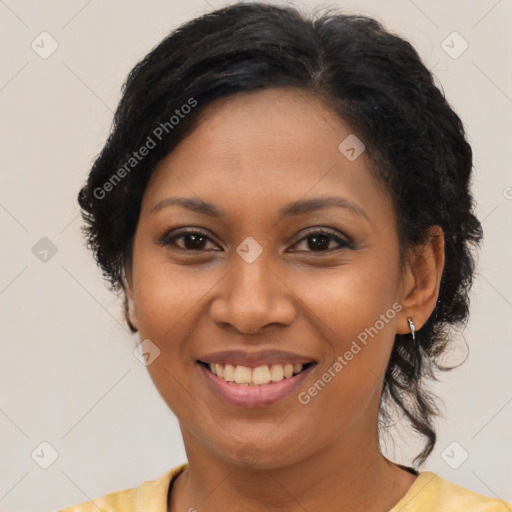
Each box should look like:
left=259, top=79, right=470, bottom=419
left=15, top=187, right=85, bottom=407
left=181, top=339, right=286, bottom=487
left=77, top=2, right=483, bottom=466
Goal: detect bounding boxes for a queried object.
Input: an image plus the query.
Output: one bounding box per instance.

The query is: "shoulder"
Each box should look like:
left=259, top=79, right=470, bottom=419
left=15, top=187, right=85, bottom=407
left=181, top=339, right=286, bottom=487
left=56, top=485, right=135, bottom=512
left=56, top=463, right=188, bottom=512
left=391, top=471, right=512, bottom=512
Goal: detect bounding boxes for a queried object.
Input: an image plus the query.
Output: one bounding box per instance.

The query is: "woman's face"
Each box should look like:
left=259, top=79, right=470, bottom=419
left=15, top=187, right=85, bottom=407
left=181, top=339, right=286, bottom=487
left=125, top=88, right=416, bottom=468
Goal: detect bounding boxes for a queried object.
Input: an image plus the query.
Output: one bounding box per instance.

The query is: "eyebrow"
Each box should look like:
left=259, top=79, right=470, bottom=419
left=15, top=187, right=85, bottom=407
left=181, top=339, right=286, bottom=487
left=150, top=196, right=369, bottom=220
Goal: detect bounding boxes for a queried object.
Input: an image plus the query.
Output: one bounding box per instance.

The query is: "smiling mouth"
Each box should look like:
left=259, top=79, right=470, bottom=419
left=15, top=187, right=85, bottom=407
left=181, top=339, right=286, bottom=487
left=198, top=361, right=316, bottom=386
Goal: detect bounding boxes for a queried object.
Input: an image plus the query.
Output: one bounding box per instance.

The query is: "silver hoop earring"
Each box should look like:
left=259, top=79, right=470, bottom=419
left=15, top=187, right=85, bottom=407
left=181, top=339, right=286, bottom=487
left=407, top=317, right=416, bottom=342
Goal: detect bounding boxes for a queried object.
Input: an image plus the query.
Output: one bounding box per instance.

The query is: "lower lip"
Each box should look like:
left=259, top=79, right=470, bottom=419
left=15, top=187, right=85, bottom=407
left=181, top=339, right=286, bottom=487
left=198, top=363, right=316, bottom=408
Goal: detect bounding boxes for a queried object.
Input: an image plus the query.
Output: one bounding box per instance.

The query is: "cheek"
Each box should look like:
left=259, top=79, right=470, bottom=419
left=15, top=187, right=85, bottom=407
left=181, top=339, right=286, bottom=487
left=292, top=275, right=399, bottom=435
left=133, top=258, right=215, bottom=339
left=289, top=257, right=400, bottom=396
left=291, top=257, right=401, bottom=340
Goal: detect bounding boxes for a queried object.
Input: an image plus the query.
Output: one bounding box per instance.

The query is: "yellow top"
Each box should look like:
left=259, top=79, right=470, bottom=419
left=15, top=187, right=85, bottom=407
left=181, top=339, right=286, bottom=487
left=57, top=463, right=511, bottom=511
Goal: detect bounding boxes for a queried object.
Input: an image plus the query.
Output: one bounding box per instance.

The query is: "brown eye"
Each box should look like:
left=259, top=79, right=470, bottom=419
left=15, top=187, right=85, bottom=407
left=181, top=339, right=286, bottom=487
left=159, top=230, right=220, bottom=251
left=291, top=229, right=352, bottom=253
left=158, top=228, right=352, bottom=253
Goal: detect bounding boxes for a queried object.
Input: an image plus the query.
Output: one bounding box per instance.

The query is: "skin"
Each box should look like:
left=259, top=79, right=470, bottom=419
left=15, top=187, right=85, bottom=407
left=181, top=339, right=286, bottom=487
left=124, top=87, right=445, bottom=512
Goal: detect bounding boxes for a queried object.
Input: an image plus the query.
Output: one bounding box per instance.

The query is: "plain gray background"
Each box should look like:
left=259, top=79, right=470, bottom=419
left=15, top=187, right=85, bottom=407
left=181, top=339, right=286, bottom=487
left=1, top=1, right=511, bottom=511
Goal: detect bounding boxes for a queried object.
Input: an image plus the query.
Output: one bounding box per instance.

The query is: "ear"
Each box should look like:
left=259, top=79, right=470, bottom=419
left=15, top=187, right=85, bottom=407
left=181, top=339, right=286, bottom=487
left=123, top=269, right=139, bottom=332
left=396, top=225, right=445, bottom=335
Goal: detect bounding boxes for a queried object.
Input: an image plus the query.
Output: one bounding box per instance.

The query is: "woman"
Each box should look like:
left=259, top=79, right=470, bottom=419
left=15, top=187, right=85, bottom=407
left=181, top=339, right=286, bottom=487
left=59, top=2, right=510, bottom=511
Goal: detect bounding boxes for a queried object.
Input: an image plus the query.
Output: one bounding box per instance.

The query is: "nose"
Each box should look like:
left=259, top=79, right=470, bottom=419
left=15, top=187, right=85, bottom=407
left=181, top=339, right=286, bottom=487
left=209, top=251, right=296, bottom=334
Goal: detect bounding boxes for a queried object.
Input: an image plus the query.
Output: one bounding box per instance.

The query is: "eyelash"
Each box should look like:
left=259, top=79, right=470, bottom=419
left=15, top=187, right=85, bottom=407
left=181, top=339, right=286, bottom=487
left=157, top=227, right=353, bottom=253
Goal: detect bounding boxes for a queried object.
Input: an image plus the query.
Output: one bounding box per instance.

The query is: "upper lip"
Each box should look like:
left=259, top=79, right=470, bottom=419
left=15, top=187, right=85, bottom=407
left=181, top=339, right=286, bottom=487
left=197, top=349, right=317, bottom=367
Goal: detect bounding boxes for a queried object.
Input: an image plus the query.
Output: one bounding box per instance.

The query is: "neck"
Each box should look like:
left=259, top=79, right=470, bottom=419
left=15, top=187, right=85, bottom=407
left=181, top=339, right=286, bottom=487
left=169, top=413, right=417, bottom=512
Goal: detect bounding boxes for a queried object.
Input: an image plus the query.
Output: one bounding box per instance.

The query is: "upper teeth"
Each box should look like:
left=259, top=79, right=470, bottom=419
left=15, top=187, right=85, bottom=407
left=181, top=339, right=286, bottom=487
left=208, top=363, right=305, bottom=385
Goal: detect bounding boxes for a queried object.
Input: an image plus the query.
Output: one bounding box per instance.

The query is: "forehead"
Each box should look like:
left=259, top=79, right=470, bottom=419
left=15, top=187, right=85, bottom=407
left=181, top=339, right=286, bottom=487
left=142, top=88, right=392, bottom=223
